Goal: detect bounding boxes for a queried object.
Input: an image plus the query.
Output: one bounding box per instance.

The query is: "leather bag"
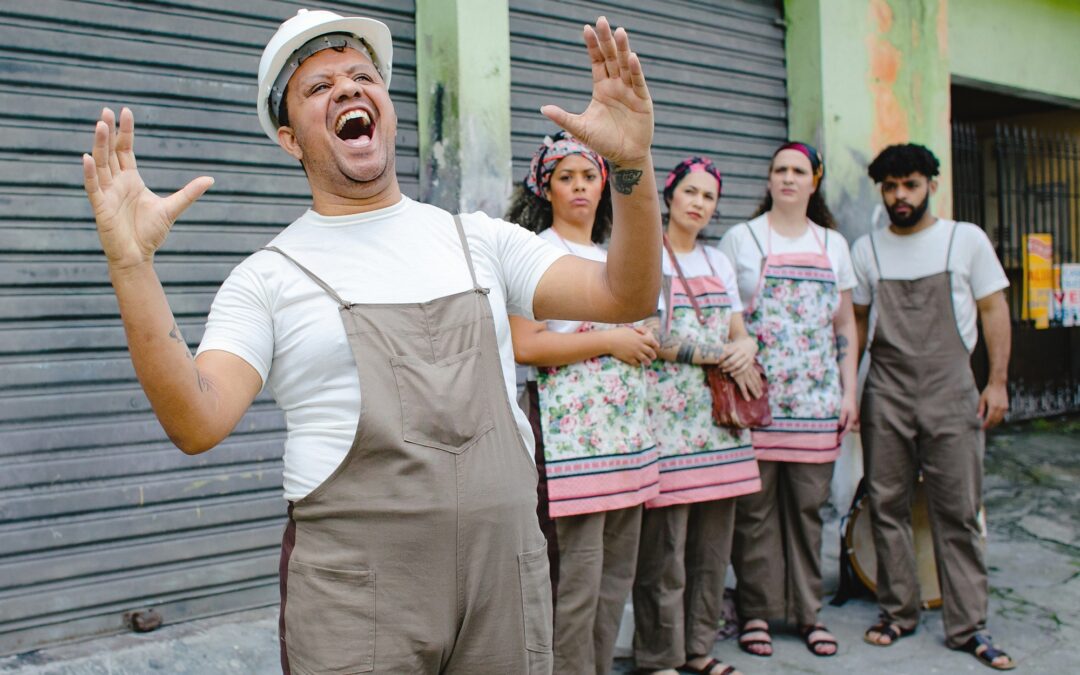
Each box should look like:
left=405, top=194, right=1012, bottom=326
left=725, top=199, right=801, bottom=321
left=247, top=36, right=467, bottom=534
left=662, top=235, right=772, bottom=429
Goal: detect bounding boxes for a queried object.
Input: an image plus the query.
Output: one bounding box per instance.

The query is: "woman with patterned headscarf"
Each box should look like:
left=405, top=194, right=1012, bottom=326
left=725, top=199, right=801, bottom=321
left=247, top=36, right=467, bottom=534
left=719, top=142, right=859, bottom=658
left=631, top=157, right=761, bottom=675
left=506, top=131, right=661, bottom=675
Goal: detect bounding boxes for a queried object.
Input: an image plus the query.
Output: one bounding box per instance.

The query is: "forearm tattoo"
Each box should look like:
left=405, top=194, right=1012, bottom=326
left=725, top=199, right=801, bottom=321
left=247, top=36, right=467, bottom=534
left=612, top=167, right=643, bottom=195
left=675, top=343, right=695, bottom=364
left=835, top=334, right=849, bottom=363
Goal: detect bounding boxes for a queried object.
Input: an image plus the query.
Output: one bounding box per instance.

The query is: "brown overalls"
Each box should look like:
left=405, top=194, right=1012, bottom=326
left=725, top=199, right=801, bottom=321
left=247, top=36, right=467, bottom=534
left=269, top=215, right=553, bottom=674
left=860, top=222, right=989, bottom=648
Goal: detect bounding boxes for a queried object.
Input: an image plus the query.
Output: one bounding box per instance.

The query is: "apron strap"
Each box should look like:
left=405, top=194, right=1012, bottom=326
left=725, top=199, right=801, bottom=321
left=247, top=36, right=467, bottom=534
left=944, top=220, right=958, bottom=273
left=261, top=246, right=352, bottom=308
left=745, top=221, right=765, bottom=256
left=700, top=245, right=718, bottom=277
left=663, top=234, right=706, bottom=326
left=452, top=214, right=484, bottom=291
left=869, top=231, right=884, bottom=278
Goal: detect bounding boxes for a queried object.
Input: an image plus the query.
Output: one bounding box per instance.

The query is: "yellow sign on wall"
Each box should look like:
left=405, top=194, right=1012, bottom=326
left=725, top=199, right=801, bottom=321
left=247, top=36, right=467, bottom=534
left=1023, top=233, right=1053, bottom=329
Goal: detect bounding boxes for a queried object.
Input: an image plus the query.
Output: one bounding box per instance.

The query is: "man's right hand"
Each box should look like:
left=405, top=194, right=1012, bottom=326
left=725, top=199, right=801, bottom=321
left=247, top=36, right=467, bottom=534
left=83, top=107, right=214, bottom=271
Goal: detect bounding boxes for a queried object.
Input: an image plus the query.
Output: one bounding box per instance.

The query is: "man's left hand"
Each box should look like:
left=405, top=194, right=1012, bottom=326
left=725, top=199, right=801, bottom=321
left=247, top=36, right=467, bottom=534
left=540, top=16, right=653, bottom=167
left=978, top=381, right=1009, bottom=429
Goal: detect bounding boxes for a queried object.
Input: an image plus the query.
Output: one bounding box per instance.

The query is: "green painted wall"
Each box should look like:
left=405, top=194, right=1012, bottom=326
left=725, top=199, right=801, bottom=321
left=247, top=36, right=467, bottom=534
left=416, top=0, right=512, bottom=215
left=950, top=0, right=1080, bottom=104
left=786, top=0, right=952, bottom=239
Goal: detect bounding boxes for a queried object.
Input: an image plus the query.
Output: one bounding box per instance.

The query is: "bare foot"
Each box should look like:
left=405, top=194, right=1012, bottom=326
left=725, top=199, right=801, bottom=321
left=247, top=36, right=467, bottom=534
left=800, top=624, right=838, bottom=656
left=738, top=618, right=772, bottom=657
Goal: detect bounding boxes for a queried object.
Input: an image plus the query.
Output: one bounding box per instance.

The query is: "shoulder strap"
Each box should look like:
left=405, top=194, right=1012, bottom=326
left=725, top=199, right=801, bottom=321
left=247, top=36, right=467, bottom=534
left=452, top=214, right=482, bottom=290
left=745, top=221, right=765, bottom=256
left=869, top=232, right=883, bottom=278
left=944, top=221, right=959, bottom=273
left=261, top=246, right=351, bottom=308
left=700, top=245, right=718, bottom=277
left=663, top=234, right=706, bottom=326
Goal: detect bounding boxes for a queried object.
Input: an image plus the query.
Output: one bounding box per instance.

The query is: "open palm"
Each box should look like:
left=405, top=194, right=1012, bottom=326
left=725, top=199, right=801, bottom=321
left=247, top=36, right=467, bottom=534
left=83, top=107, right=213, bottom=270
left=542, top=16, right=653, bottom=166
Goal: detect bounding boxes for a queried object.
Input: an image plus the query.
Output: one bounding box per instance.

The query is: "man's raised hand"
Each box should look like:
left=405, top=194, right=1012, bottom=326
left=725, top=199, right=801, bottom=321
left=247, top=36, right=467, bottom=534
left=541, top=16, right=653, bottom=172
left=82, top=107, right=213, bottom=271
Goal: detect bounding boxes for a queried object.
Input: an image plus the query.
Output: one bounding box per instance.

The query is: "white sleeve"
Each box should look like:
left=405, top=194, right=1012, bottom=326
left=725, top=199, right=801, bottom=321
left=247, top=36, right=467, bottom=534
left=850, top=236, right=875, bottom=306
left=708, top=247, right=743, bottom=312
left=196, top=263, right=275, bottom=387
left=962, top=224, right=1010, bottom=300
left=828, top=230, right=857, bottom=292
left=472, top=213, right=567, bottom=320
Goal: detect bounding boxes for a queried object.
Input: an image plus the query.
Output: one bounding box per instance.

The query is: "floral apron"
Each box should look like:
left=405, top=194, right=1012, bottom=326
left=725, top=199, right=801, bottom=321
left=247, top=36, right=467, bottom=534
left=744, top=224, right=842, bottom=462
left=645, top=247, right=760, bottom=508
left=537, top=234, right=659, bottom=519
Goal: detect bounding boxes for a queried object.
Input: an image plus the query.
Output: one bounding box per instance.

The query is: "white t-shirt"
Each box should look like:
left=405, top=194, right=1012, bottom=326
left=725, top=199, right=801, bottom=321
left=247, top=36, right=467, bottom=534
left=196, top=197, right=566, bottom=500
left=718, top=214, right=857, bottom=309
left=658, top=244, right=743, bottom=314
left=850, top=219, right=1009, bottom=352
left=537, top=227, right=606, bottom=334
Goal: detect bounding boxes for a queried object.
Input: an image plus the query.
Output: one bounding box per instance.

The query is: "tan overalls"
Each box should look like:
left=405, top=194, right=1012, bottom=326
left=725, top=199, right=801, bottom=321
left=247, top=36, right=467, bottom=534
left=269, top=215, right=553, bottom=674
left=861, top=223, right=989, bottom=648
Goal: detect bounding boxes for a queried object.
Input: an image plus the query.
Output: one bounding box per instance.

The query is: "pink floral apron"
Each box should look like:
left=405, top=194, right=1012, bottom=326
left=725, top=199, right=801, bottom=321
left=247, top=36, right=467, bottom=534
left=744, top=224, right=842, bottom=463
left=644, top=246, right=761, bottom=508
left=537, top=234, right=659, bottom=518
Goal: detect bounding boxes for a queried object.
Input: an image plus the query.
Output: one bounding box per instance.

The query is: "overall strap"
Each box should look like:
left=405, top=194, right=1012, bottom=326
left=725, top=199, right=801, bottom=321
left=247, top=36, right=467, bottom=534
left=261, top=246, right=351, bottom=308
left=663, top=234, right=706, bottom=327
left=944, top=221, right=959, bottom=273
left=452, top=214, right=484, bottom=291
left=869, top=231, right=884, bottom=278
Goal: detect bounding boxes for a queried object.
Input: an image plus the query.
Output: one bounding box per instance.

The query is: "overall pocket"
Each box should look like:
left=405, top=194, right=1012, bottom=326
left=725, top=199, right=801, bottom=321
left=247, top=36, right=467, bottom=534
left=391, top=346, right=494, bottom=453
left=518, top=545, right=553, bottom=656
left=284, top=560, right=374, bottom=674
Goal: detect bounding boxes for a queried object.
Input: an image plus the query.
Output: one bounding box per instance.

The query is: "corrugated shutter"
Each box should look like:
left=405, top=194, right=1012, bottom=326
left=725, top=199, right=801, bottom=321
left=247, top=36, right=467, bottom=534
left=509, top=0, right=787, bottom=237
left=0, top=0, right=417, bottom=655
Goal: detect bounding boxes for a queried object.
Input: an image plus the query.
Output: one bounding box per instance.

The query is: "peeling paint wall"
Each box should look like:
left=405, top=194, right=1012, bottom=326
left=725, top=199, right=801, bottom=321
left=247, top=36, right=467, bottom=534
left=786, top=0, right=951, bottom=242
left=416, top=0, right=512, bottom=215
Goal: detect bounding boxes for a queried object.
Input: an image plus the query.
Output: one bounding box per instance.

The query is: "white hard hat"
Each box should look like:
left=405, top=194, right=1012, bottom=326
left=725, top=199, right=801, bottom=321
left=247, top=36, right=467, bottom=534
left=256, top=8, right=393, bottom=141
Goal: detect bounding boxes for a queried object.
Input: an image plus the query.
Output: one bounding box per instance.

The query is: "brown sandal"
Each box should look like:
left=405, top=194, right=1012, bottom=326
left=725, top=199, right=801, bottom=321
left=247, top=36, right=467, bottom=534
left=863, top=620, right=915, bottom=646
left=955, top=634, right=1016, bottom=670
left=738, top=619, right=772, bottom=657
left=800, top=624, right=838, bottom=657
left=678, top=659, right=736, bottom=675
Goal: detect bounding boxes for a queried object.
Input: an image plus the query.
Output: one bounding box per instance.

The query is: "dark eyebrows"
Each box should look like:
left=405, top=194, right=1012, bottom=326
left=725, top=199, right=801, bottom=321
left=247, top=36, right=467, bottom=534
left=296, top=62, right=378, bottom=88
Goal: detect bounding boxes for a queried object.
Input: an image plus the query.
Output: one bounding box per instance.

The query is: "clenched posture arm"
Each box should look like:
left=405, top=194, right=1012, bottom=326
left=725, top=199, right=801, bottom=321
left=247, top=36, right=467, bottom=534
left=509, top=316, right=658, bottom=368
left=854, top=303, right=871, bottom=359
left=532, top=17, right=661, bottom=324
left=833, top=290, right=859, bottom=435
left=643, top=311, right=761, bottom=400
left=976, top=290, right=1011, bottom=428
left=83, top=107, right=261, bottom=454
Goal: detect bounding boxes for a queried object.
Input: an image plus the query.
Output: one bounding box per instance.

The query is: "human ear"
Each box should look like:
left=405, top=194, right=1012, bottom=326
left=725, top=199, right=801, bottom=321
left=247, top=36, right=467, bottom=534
left=277, top=126, right=303, bottom=162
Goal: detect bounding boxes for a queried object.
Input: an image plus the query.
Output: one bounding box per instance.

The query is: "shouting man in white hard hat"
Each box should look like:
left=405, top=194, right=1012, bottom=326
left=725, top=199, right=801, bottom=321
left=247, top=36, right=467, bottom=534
left=82, top=8, right=661, bottom=674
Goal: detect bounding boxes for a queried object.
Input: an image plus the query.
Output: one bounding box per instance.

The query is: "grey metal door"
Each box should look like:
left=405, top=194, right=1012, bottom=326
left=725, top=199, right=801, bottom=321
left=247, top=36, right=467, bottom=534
left=0, top=0, right=418, bottom=655
left=509, top=0, right=788, bottom=236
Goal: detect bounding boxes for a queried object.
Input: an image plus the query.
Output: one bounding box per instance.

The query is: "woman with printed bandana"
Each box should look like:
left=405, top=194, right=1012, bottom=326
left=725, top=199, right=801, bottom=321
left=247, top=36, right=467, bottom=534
left=507, top=131, right=661, bottom=675
left=719, top=142, right=859, bottom=659
left=631, top=157, right=762, bottom=675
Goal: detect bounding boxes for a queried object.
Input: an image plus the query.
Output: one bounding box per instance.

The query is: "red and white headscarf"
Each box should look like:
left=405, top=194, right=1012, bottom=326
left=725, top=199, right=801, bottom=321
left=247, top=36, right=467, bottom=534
left=524, top=131, right=607, bottom=200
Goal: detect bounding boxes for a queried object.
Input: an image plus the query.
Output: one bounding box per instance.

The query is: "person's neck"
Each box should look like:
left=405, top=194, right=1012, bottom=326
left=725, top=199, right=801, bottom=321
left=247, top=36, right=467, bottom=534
left=767, top=203, right=809, bottom=237
left=889, top=212, right=938, bottom=236
left=309, top=181, right=404, bottom=217
left=551, top=218, right=594, bottom=246
left=666, top=220, right=698, bottom=254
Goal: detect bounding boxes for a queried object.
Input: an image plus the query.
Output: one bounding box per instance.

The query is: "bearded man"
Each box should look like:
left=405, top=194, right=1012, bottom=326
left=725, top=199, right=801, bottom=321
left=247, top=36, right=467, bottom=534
left=851, top=143, right=1015, bottom=671
left=81, top=9, right=661, bottom=674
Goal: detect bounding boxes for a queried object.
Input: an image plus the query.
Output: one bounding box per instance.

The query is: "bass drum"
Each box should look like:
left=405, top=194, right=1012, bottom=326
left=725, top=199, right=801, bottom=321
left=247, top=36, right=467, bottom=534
left=844, top=478, right=986, bottom=610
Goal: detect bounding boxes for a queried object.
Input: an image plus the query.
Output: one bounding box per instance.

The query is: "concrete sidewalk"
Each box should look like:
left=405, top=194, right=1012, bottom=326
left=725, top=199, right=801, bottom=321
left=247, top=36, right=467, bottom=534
left=3, top=417, right=1077, bottom=674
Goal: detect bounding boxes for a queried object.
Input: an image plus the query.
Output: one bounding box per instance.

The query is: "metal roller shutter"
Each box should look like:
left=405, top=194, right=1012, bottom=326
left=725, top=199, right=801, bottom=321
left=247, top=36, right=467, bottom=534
left=0, top=0, right=417, bottom=655
left=510, top=0, right=787, bottom=237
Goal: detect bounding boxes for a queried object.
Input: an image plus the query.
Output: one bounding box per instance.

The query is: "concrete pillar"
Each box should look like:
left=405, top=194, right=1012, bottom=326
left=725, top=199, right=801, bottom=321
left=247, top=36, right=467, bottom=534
left=415, top=0, right=513, bottom=216
left=784, top=0, right=952, bottom=242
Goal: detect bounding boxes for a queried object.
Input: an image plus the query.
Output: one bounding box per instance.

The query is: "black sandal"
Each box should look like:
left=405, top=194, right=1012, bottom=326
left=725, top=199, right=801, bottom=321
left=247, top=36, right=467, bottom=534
left=800, top=624, right=838, bottom=657
left=737, top=619, right=772, bottom=657
left=863, top=620, right=915, bottom=646
left=955, top=634, right=1016, bottom=671
left=678, top=658, right=736, bottom=675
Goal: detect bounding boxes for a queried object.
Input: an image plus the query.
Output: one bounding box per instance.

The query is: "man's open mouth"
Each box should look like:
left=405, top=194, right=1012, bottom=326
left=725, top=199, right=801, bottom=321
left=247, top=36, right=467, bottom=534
left=335, top=109, right=374, bottom=142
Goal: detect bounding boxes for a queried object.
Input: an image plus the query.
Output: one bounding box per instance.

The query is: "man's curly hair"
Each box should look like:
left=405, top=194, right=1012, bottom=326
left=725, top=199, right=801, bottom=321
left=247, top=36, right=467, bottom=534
left=867, top=144, right=941, bottom=183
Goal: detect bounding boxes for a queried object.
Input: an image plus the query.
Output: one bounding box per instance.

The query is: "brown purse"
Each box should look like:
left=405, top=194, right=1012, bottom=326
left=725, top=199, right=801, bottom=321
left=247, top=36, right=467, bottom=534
left=663, top=236, right=772, bottom=429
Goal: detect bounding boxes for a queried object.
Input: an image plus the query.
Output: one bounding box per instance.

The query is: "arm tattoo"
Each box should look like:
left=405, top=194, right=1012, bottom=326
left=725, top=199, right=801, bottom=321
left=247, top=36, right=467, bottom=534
left=195, top=367, right=212, bottom=393
left=835, top=334, right=849, bottom=363
left=675, top=343, right=696, bottom=364
left=695, top=344, right=724, bottom=363
left=612, top=167, right=643, bottom=195
left=168, top=323, right=185, bottom=346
